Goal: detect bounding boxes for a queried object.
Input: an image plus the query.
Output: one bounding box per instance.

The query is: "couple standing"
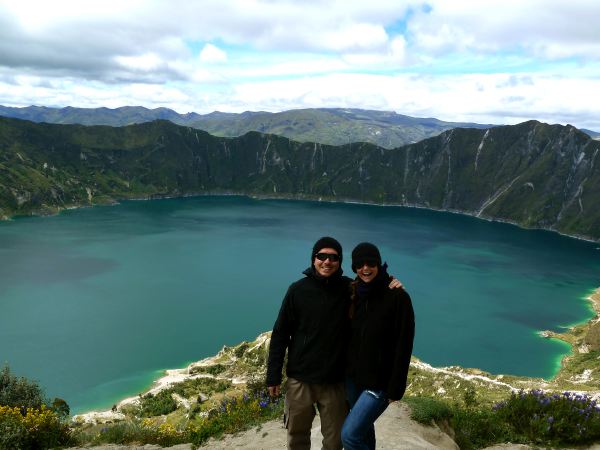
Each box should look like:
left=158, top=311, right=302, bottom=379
left=266, top=237, right=415, bottom=450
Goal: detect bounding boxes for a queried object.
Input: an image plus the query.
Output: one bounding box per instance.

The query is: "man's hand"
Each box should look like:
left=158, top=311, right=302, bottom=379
left=268, top=385, right=281, bottom=397
left=388, top=276, right=404, bottom=289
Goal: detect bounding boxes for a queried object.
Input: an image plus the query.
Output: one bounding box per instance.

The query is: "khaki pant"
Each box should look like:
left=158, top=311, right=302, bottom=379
left=284, top=377, right=348, bottom=450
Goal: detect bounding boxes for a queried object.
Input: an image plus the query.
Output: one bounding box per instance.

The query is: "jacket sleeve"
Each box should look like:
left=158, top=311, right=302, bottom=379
left=386, top=289, right=415, bottom=400
left=266, top=285, right=295, bottom=387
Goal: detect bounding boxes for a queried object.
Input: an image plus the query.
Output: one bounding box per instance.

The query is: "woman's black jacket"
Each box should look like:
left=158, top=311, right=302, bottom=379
left=347, top=279, right=415, bottom=401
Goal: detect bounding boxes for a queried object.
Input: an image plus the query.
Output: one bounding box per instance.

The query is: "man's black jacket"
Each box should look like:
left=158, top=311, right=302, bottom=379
left=266, top=267, right=351, bottom=386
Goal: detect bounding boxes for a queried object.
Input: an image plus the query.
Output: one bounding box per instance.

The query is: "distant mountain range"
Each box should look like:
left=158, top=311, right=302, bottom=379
left=0, top=116, right=598, bottom=241
left=0, top=105, right=499, bottom=149
left=582, top=128, right=600, bottom=140
left=3, top=104, right=597, bottom=147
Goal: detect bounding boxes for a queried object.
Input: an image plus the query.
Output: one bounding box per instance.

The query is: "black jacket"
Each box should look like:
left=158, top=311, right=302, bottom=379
left=266, top=267, right=352, bottom=386
left=346, top=277, right=415, bottom=400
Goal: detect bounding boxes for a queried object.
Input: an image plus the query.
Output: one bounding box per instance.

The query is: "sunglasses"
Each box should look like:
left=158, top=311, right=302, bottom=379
left=315, top=252, right=340, bottom=262
left=355, top=260, right=378, bottom=269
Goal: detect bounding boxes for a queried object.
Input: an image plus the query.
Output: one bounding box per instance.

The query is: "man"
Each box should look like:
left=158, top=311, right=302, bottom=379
left=266, top=237, right=402, bottom=450
left=267, top=236, right=350, bottom=450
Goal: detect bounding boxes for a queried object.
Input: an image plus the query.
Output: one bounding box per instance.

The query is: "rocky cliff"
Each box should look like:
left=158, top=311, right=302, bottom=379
left=1, top=117, right=598, bottom=240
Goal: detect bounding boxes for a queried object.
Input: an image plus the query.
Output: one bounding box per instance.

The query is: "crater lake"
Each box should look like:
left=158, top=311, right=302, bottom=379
left=0, top=195, right=598, bottom=414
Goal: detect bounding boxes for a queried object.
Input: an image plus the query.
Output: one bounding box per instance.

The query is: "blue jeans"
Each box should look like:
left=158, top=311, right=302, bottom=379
left=341, top=379, right=389, bottom=450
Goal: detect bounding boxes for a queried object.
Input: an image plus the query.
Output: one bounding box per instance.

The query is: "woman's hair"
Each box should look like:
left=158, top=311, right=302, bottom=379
left=348, top=280, right=358, bottom=319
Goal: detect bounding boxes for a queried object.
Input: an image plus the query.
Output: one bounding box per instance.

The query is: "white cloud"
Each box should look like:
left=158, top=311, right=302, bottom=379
left=115, top=53, right=164, bottom=71
left=408, top=0, right=600, bottom=60
left=0, top=1, right=599, bottom=130
left=342, top=35, right=407, bottom=66
left=199, top=44, right=228, bottom=63
left=224, top=72, right=600, bottom=130
left=319, top=23, right=389, bottom=52
left=230, top=57, right=348, bottom=78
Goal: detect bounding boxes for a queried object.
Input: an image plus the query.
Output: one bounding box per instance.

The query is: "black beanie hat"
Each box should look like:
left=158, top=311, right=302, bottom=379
left=312, top=236, right=343, bottom=263
left=351, top=242, right=382, bottom=272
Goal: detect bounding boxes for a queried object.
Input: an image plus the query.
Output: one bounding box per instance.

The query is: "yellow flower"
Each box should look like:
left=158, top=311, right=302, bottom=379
left=158, top=421, right=178, bottom=436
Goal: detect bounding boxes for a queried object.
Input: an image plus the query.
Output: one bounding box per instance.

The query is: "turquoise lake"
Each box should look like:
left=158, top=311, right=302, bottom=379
left=0, top=196, right=599, bottom=414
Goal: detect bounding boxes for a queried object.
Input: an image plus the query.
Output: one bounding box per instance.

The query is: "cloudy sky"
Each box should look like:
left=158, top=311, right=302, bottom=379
left=1, top=0, right=599, bottom=130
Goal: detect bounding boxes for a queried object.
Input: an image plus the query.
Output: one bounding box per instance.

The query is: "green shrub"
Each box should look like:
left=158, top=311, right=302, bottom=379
left=0, top=406, right=27, bottom=450
left=0, top=365, right=72, bottom=449
left=234, top=343, right=250, bottom=358
left=170, top=377, right=230, bottom=397
left=51, top=397, right=70, bottom=419
left=188, top=390, right=283, bottom=445
left=451, top=407, right=515, bottom=450
left=404, top=396, right=453, bottom=425
left=0, top=405, right=72, bottom=449
left=462, top=386, right=477, bottom=408
left=139, top=390, right=178, bottom=417
left=407, top=390, right=600, bottom=449
left=191, top=364, right=227, bottom=376
left=494, top=389, right=600, bottom=446
left=0, top=365, right=46, bottom=409
left=79, top=420, right=187, bottom=447
left=76, top=387, right=284, bottom=447
left=405, top=396, right=514, bottom=450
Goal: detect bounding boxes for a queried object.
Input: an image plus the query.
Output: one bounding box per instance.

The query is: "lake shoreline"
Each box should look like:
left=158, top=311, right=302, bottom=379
left=2, top=191, right=599, bottom=244
left=73, top=286, right=600, bottom=424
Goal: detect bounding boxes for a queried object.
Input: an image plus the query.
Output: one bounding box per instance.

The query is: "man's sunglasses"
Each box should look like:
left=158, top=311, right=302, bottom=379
left=315, top=252, right=340, bottom=262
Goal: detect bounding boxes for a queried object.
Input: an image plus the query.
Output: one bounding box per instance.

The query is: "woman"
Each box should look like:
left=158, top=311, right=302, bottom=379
left=341, top=242, right=415, bottom=450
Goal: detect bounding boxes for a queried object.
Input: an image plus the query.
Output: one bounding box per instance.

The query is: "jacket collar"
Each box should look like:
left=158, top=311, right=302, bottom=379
left=303, top=266, right=344, bottom=284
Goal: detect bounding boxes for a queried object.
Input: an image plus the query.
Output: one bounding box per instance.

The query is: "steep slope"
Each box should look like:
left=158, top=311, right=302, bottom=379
left=0, top=117, right=598, bottom=240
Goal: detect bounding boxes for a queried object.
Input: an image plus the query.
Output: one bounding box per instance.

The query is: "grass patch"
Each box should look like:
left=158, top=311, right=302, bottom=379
left=190, top=364, right=227, bottom=376
left=74, top=385, right=283, bottom=447
left=406, top=389, right=600, bottom=449
left=139, top=390, right=178, bottom=417
left=403, top=396, right=452, bottom=425
left=170, top=377, right=231, bottom=397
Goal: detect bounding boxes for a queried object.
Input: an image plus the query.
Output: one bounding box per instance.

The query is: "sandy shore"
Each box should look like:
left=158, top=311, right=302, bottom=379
left=588, top=287, right=600, bottom=320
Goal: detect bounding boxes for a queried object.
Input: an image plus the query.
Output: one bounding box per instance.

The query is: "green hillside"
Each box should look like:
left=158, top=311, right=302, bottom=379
left=0, top=117, right=598, bottom=241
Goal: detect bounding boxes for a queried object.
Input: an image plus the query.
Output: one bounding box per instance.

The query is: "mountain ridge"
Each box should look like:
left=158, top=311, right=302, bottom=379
left=0, top=105, right=496, bottom=148
left=3, top=104, right=598, bottom=147
left=0, top=116, right=598, bottom=241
